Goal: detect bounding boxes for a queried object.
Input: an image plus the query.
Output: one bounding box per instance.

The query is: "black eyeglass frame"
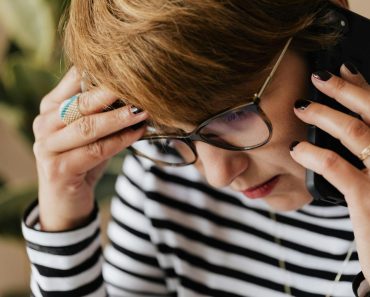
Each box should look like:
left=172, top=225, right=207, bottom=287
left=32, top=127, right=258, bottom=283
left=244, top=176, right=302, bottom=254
left=128, top=37, right=293, bottom=167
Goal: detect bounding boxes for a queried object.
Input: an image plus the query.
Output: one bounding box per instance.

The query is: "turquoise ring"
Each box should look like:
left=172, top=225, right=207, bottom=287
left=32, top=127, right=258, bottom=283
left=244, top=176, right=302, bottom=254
left=59, top=93, right=83, bottom=125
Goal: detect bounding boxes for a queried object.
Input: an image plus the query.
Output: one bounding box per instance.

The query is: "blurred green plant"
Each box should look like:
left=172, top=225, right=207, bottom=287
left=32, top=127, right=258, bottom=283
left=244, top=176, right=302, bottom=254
left=0, top=0, right=69, bottom=239
left=0, top=0, right=69, bottom=140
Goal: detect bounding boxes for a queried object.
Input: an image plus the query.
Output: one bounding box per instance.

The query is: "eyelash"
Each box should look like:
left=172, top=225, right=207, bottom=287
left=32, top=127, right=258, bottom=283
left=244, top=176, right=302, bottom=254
left=223, top=110, right=248, bottom=122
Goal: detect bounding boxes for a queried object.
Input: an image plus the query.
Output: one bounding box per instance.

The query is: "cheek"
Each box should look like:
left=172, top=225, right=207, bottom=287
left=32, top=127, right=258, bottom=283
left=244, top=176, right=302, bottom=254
left=266, top=100, right=308, bottom=149
left=263, top=80, right=310, bottom=147
left=268, top=109, right=308, bottom=176
left=260, top=93, right=309, bottom=179
left=263, top=51, right=311, bottom=146
left=278, top=110, right=308, bottom=142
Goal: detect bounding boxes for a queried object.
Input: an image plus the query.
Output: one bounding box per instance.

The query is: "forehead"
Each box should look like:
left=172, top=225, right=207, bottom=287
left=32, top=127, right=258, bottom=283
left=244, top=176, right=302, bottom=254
left=152, top=76, right=269, bottom=128
left=145, top=45, right=300, bottom=132
left=149, top=66, right=279, bottom=132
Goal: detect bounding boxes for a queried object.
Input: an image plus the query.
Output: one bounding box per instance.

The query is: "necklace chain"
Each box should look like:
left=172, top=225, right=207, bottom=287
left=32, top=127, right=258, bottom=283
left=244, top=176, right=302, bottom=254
left=269, top=211, right=355, bottom=297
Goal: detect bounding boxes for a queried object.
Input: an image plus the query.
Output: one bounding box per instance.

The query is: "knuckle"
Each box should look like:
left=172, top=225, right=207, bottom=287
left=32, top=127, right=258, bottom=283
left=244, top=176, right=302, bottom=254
left=117, top=130, right=130, bottom=146
left=33, top=140, right=52, bottom=160
left=333, top=78, right=346, bottom=95
left=39, top=94, right=52, bottom=113
left=54, top=158, right=70, bottom=177
left=32, top=115, right=43, bottom=134
left=360, top=79, right=369, bottom=89
left=115, top=107, right=129, bottom=122
left=32, top=141, right=42, bottom=157
left=44, top=158, right=66, bottom=182
left=77, top=92, right=89, bottom=113
left=33, top=148, right=66, bottom=182
left=345, top=118, right=368, bottom=139
left=78, top=116, right=96, bottom=138
left=86, top=141, right=104, bottom=159
left=312, top=104, right=326, bottom=117
left=321, top=151, right=340, bottom=173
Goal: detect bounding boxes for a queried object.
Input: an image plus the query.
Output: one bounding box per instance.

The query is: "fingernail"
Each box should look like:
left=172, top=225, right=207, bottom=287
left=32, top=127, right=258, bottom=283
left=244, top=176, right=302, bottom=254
left=343, top=62, right=358, bottom=75
left=131, top=121, right=145, bottom=130
left=312, top=70, right=332, bottom=81
left=294, top=99, right=311, bottom=110
left=103, top=99, right=126, bottom=112
left=130, top=105, right=143, bottom=114
left=289, top=141, right=300, bottom=151
left=110, top=99, right=126, bottom=109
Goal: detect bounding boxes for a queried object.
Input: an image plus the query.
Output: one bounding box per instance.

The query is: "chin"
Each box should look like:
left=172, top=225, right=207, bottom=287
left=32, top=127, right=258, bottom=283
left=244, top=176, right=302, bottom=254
left=263, top=193, right=313, bottom=211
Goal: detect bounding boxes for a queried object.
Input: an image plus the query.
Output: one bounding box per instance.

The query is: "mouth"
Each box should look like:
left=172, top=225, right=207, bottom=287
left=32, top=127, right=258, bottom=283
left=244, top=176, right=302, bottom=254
left=241, top=175, right=280, bottom=199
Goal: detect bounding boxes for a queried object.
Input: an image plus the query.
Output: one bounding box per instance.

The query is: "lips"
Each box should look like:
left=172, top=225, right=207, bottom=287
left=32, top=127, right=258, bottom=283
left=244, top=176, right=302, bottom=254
left=242, top=175, right=280, bottom=199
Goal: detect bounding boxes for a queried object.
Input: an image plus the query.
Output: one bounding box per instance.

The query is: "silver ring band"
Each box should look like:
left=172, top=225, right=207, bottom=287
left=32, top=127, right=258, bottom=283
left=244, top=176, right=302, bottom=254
left=358, top=144, right=370, bottom=162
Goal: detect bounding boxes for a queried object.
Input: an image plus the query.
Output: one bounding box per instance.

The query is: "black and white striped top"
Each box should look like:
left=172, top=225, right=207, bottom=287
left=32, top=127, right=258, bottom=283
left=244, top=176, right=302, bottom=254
left=22, top=154, right=369, bottom=296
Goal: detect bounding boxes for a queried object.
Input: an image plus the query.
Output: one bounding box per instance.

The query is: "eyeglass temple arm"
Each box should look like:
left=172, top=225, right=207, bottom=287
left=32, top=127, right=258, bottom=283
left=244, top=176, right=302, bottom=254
left=253, top=37, right=293, bottom=103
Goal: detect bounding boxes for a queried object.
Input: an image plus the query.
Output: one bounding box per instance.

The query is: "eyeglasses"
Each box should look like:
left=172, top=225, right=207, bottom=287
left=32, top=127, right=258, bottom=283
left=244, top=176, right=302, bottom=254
left=128, top=37, right=293, bottom=166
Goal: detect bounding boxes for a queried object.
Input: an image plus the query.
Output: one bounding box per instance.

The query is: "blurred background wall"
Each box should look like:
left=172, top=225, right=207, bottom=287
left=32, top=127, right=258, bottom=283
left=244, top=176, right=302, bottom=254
left=0, top=1, right=368, bottom=296
left=351, top=0, right=370, bottom=16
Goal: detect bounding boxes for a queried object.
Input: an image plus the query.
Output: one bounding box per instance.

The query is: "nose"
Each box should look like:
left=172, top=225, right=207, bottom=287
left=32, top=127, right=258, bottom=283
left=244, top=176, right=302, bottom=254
left=194, top=142, right=249, bottom=188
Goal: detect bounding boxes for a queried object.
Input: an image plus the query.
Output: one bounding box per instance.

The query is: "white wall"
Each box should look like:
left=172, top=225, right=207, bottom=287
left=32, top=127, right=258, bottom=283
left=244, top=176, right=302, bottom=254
left=350, top=0, right=370, bottom=18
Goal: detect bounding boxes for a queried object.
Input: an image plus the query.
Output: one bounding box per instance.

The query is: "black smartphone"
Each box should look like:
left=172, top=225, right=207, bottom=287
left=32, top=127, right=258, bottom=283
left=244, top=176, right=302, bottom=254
left=306, top=4, right=370, bottom=205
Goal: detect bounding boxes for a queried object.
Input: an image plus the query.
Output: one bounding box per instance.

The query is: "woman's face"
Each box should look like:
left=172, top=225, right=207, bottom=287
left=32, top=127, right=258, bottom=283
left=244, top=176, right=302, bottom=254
left=178, top=50, right=313, bottom=211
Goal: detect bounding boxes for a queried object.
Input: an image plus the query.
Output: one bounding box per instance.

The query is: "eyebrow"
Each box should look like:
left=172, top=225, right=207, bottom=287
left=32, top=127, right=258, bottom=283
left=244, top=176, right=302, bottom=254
left=144, top=72, right=274, bottom=135
left=146, top=119, right=189, bottom=135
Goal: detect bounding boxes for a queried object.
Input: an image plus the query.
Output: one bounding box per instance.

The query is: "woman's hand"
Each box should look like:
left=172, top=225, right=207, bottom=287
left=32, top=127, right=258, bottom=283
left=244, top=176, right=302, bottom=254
left=33, top=67, right=148, bottom=231
left=289, top=63, right=370, bottom=282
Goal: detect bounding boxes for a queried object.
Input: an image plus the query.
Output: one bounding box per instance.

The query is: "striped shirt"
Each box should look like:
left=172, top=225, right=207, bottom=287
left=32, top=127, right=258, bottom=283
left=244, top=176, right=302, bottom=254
left=22, top=154, right=368, bottom=296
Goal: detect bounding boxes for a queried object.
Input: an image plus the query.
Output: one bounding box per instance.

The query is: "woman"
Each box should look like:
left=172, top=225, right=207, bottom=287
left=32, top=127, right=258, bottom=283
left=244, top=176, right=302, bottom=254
left=23, top=0, right=370, bottom=296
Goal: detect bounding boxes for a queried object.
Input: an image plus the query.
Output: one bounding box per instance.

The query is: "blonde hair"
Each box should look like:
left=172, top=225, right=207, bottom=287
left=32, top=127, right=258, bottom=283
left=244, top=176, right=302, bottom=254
left=63, top=0, right=341, bottom=125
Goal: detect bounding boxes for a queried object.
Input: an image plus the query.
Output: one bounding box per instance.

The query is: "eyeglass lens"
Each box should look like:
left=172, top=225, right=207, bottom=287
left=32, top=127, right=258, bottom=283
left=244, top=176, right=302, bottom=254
left=199, top=105, right=270, bottom=147
left=131, top=138, right=196, bottom=166
left=130, top=104, right=270, bottom=165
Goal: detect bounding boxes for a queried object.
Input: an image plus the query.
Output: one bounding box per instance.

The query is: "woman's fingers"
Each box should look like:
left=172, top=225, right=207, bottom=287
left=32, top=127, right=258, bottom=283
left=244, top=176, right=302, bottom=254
left=340, top=62, right=370, bottom=90
left=311, top=70, right=370, bottom=123
left=40, top=67, right=122, bottom=117
left=294, top=100, right=370, bottom=168
left=289, top=141, right=367, bottom=203
left=33, top=112, right=64, bottom=140
left=292, top=65, right=370, bottom=202
left=40, top=67, right=82, bottom=114
left=44, top=128, right=146, bottom=178
left=35, top=87, right=130, bottom=139
left=73, top=87, right=123, bottom=116
left=301, top=67, right=370, bottom=168
left=43, top=105, right=147, bottom=153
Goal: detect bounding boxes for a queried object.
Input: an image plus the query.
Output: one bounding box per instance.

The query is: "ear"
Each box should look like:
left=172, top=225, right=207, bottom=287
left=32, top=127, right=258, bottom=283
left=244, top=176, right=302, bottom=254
left=330, top=0, right=349, bottom=9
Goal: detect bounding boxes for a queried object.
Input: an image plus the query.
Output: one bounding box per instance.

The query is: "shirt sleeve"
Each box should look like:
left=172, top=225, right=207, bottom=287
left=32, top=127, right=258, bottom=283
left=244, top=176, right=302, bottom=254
left=22, top=155, right=174, bottom=297
left=22, top=199, right=106, bottom=296
left=353, top=272, right=370, bottom=297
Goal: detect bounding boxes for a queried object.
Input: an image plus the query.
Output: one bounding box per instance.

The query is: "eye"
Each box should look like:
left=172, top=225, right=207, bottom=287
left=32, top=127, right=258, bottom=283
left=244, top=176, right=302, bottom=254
left=222, top=110, right=250, bottom=123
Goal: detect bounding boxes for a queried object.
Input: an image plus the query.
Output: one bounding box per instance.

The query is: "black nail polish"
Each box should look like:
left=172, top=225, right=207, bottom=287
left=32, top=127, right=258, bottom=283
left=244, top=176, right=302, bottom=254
left=111, top=99, right=126, bottom=109
left=131, top=121, right=145, bottom=130
left=290, top=141, right=300, bottom=151
left=313, top=70, right=332, bottom=81
left=343, top=62, right=358, bottom=75
left=130, top=105, right=143, bottom=114
left=103, top=99, right=126, bottom=112
left=294, top=100, right=311, bottom=110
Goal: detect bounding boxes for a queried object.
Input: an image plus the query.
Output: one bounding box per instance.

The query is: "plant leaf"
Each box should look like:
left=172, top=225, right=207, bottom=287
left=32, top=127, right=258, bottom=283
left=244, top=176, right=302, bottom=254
left=0, top=0, right=55, bottom=65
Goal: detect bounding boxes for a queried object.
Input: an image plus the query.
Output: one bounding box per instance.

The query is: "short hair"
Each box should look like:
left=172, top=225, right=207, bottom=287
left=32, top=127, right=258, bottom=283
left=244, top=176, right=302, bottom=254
left=63, top=0, right=341, bottom=126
